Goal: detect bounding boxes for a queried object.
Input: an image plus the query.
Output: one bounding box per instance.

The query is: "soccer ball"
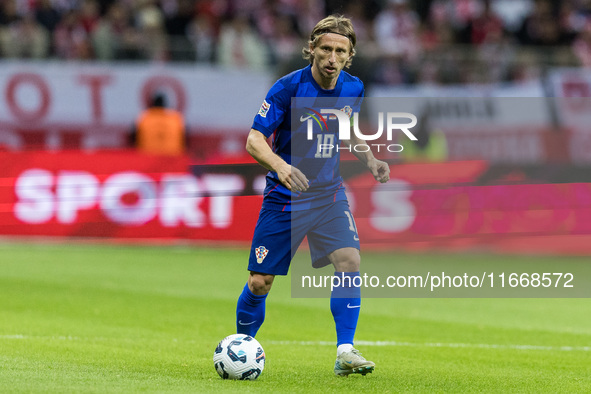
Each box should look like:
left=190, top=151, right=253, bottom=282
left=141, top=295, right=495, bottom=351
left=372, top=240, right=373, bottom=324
left=213, top=334, right=265, bottom=380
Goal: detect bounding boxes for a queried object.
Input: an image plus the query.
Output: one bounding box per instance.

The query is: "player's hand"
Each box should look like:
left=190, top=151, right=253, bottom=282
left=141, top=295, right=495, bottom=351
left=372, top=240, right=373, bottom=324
left=277, top=164, right=309, bottom=192
left=367, top=158, right=390, bottom=183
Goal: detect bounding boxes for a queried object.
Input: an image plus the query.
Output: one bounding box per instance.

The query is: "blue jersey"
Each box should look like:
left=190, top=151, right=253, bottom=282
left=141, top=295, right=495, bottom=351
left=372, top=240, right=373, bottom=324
left=252, top=65, right=364, bottom=211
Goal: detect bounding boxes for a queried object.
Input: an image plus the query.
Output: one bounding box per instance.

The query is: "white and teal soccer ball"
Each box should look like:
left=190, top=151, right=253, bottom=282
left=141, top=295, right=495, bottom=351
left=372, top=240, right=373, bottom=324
left=213, top=334, right=265, bottom=380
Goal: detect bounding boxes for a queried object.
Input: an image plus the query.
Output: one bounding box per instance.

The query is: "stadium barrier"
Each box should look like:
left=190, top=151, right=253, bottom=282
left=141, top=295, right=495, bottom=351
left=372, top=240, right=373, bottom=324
left=0, top=62, right=589, bottom=164
left=0, top=62, right=270, bottom=155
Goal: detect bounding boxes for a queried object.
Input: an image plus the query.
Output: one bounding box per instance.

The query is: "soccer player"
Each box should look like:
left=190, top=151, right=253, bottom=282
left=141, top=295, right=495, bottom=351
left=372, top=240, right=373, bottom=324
left=235, top=15, right=390, bottom=376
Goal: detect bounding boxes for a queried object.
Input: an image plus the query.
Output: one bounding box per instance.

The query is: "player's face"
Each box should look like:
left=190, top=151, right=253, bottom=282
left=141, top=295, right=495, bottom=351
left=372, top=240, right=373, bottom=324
left=310, top=33, right=352, bottom=89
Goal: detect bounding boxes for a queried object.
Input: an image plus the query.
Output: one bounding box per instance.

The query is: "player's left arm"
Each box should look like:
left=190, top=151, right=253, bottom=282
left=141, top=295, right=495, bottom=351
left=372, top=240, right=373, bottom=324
left=345, top=85, right=389, bottom=183
left=343, top=134, right=390, bottom=183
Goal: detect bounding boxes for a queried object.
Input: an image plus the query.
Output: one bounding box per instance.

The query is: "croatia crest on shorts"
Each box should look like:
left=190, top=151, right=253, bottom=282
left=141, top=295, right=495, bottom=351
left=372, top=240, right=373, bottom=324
left=255, top=246, right=269, bottom=264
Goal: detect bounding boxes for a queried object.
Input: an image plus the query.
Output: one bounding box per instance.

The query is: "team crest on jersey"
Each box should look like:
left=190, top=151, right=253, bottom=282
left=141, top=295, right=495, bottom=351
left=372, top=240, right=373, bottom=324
left=255, top=246, right=269, bottom=264
left=258, top=100, right=271, bottom=118
left=340, top=105, right=353, bottom=118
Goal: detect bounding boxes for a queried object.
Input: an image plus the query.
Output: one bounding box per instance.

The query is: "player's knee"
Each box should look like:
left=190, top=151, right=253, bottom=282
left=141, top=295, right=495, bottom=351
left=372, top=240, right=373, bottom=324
left=330, top=248, right=360, bottom=272
left=336, top=258, right=360, bottom=272
left=248, top=272, right=274, bottom=295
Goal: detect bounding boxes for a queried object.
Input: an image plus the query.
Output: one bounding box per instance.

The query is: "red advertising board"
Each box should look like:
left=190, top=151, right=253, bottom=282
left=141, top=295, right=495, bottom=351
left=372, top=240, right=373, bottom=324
left=2, top=150, right=591, bottom=254
left=349, top=161, right=591, bottom=254
left=0, top=151, right=263, bottom=242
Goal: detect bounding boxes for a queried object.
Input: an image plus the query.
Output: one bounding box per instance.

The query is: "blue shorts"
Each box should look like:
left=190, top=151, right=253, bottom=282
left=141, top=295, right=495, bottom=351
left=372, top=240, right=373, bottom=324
left=247, top=200, right=360, bottom=276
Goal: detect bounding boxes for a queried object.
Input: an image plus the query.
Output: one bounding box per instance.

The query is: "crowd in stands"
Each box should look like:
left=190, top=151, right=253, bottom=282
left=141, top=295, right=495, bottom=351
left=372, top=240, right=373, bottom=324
left=1, top=0, right=590, bottom=84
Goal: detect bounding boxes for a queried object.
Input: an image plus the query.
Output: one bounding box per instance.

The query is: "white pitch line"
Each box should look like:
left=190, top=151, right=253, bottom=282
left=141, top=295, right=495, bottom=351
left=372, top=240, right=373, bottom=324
left=266, top=340, right=591, bottom=352
left=2, top=335, right=589, bottom=352
left=0, top=334, right=83, bottom=341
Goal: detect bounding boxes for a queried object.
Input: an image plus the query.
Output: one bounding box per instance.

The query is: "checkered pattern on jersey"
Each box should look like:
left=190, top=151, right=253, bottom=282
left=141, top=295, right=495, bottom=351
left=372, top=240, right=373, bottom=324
left=251, top=65, right=364, bottom=211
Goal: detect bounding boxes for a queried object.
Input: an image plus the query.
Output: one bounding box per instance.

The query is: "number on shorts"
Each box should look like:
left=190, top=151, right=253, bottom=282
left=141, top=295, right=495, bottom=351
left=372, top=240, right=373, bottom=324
left=344, top=210, right=358, bottom=233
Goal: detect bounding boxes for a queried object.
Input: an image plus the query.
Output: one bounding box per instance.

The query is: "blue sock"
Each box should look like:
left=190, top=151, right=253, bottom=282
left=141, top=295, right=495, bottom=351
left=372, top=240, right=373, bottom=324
left=330, top=272, right=361, bottom=347
left=236, top=283, right=267, bottom=337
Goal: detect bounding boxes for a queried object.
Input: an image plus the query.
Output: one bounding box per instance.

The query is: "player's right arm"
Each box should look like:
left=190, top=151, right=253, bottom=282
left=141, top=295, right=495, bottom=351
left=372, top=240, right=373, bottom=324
left=246, top=128, right=309, bottom=192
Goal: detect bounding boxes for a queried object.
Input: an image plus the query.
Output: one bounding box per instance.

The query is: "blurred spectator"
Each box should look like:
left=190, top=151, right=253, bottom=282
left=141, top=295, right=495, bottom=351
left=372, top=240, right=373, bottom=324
left=135, top=1, right=169, bottom=61
left=53, top=10, right=93, bottom=59
left=0, top=0, right=20, bottom=27
left=250, top=0, right=281, bottom=39
left=463, top=0, right=504, bottom=46
left=373, top=0, right=421, bottom=85
left=435, top=0, right=482, bottom=33
left=517, top=0, right=567, bottom=46
left=295, top=0, right=326, bottom=37
left=48, top=0, right=80, bottom=13
left=79, top=0, right=100, bottom=34
left=266, top=13, right=300, bottom=65
left=0, top=13, right=50, bottom=58
left=160, top=0, right=180, bottom=16
left=344, top=1, right=375, bottom=44
left=420, top=1, right=456, bottom=51
left=165, top=0, right=195, bottom=61
left=187, top=13, right=216, bottom=63
left=35, top=0, right=61, bottom=33
left=230, top=0, right=264, bottom=18
left=194, top=0, right=226, bottom=30
left=490, top=0, right=534, bottom=33
left=559, top=0, right=587, bottom=43
left=417, top=5, right=461, bottom=85
left=217, top=14, right=269, bottom=70
left=92, top=3, right=141, bottom=60
left=573, top=21, right=591, bottom=67
left=574, top=0, right=591, bottom=15
left=0, top=0, right=587, bottom=85
left=374, top=0, right=420, bottom=60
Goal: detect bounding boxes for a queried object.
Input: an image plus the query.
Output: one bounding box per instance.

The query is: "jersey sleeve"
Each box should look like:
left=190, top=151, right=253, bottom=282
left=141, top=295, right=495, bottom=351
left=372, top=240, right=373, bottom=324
left=251, top=81, right=291, bottom=138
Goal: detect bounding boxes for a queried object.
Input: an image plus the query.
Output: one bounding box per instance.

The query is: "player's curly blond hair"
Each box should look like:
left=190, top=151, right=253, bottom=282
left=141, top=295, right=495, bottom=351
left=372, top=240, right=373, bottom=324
left=302, top=15, right=357, bottom=68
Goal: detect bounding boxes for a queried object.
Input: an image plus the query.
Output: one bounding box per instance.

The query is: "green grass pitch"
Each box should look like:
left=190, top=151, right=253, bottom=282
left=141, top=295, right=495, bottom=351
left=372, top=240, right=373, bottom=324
left=1, top=242, right=590, bottom=392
